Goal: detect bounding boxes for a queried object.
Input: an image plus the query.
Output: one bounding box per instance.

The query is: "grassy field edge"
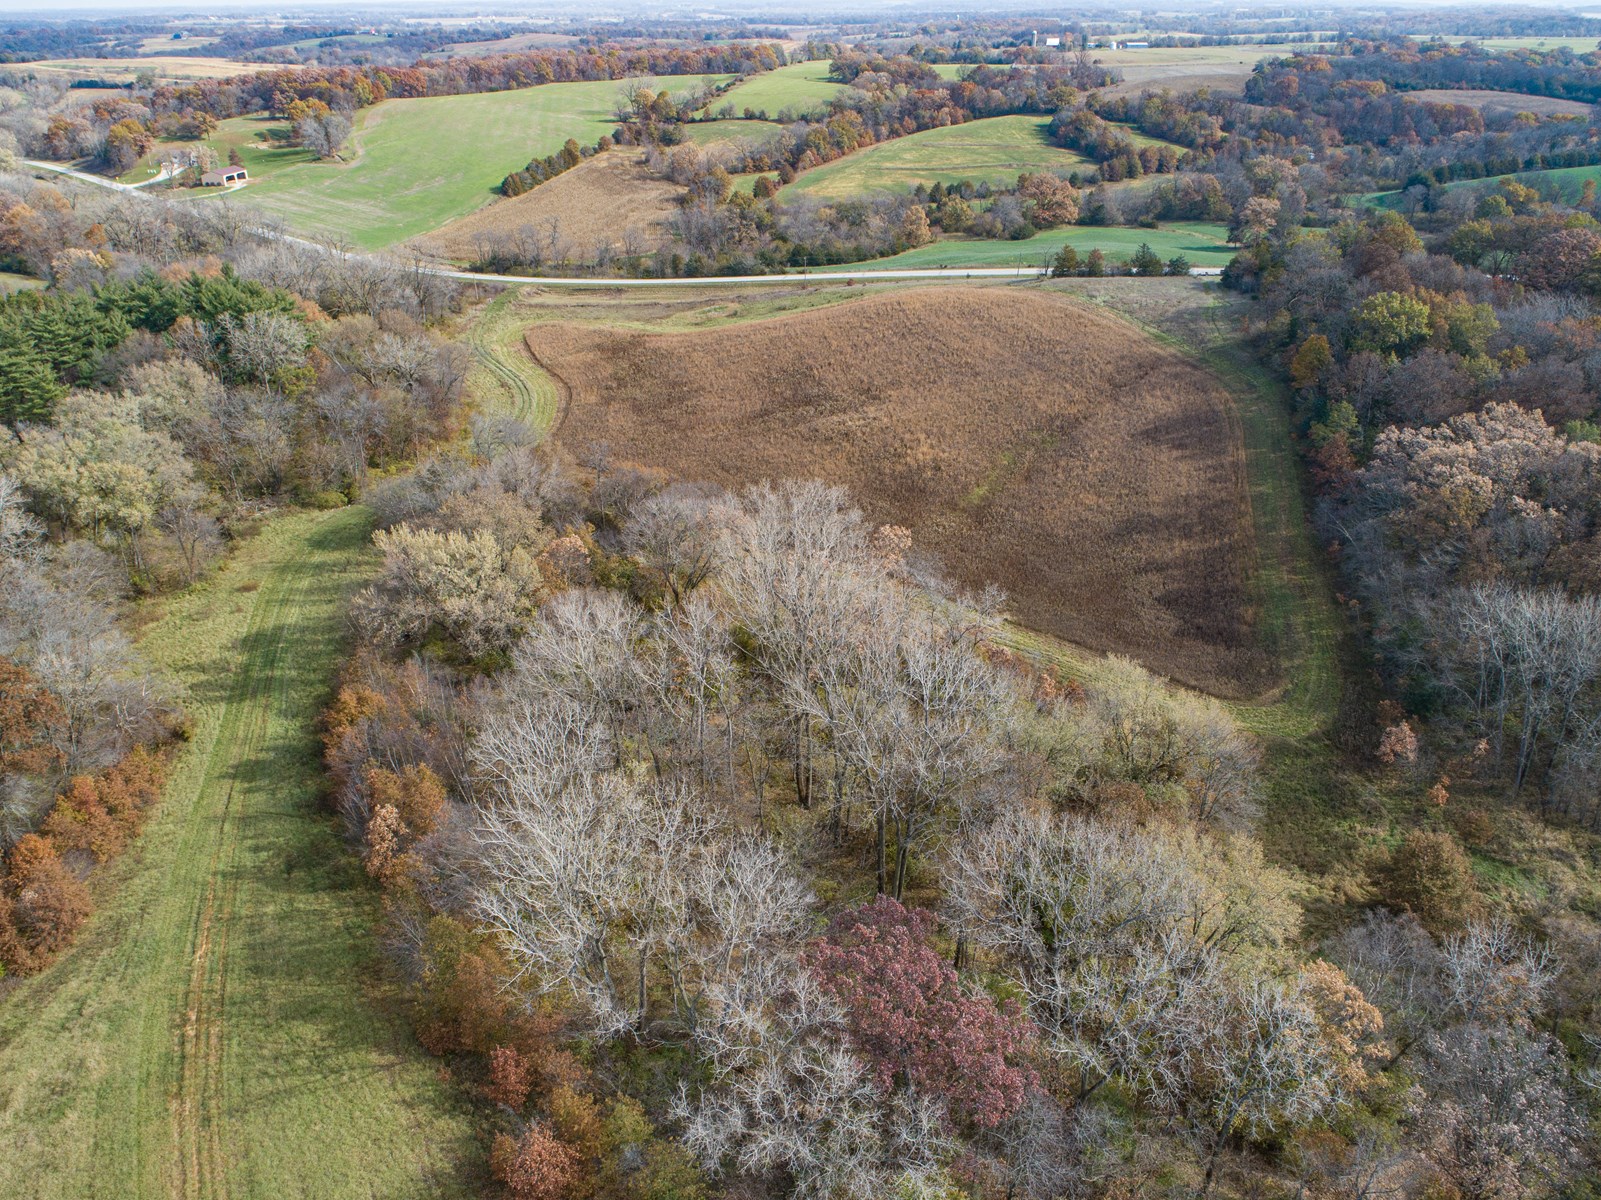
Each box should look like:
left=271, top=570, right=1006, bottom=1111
left=0, top=507, right=477, bottom=1199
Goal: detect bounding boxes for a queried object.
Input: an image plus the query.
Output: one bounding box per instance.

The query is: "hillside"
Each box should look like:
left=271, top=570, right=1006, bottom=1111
left=784, top=115, right=1093, bottom=199
left=532, top=285, right=1269, bottom=696
left=411, top=149, right=683, bottom=263
left=228, top=76, right=727, bottom=249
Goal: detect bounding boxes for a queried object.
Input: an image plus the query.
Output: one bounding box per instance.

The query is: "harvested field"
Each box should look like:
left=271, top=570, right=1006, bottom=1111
left=1405, top=88, right=1594, bottom=116
left=532, top=286, right=1269, bottom=696
left=28, top=57, right=272, bottom=83
left=411, top=150, right=681, bottom=263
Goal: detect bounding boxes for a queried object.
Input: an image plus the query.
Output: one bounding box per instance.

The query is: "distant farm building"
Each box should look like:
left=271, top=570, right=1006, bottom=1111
left=201, top=167, right=247, bottom=186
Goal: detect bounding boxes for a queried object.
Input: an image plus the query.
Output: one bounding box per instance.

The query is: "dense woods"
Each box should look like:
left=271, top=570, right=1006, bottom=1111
left=324, top=421, right=1596, bottom=1195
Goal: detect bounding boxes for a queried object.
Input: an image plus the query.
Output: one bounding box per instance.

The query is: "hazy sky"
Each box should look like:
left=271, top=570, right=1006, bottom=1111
left=0, top=0, right=1584, bottom=14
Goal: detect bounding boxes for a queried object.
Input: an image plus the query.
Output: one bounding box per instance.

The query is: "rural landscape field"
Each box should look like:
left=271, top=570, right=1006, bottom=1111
left=4, top=6, right=1601, bottom=1200
left=531, top=286, right=1266, bottom=693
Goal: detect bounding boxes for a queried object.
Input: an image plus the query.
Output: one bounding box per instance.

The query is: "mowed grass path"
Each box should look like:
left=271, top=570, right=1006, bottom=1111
left=820, top=221, right=1237, bottom=269
left=0, top=507, right=476, bottom=1199
left=786, top=115, right=1091, bottom=199
left=234, top=76, right=725, bottom=249
left=466, top=290, right=563, bottom=430
left=999, top=279, right=1348, bottom=869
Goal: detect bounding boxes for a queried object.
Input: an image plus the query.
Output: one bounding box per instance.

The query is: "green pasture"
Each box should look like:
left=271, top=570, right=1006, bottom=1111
left=716, top=60, right=847, bottom=116
left=145, top=77, right=725, bottom=250
left=785, top=115, right=1092, bottom=199
left=818, top=221, right=1236, bottom=270
left=1358, top=161, right=1601, bottom=210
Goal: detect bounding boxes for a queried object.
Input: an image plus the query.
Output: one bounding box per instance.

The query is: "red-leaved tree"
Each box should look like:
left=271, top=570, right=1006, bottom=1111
left=489, top=1123, right=580, bottom=1200
left=804, top=896, right=1036, bottom=1129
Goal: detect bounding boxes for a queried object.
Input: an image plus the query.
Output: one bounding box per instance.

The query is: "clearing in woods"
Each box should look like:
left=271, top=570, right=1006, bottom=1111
left=680, top=118, right=784, bottom=147
left=1402, top=88, right=1596, bottom=115
left=413, top=149, right=683, bottom=262
left=713, top=60, right=850, bottom=116
left=0, top=508, right=477, bottom=1199
left=530, top=284, right=1270, bottom=697
left=783, top=115, right=1094, bottom=198
left=226, top=76, right=727, bottom=249
left=1360, top=161, right=1601, bottom=210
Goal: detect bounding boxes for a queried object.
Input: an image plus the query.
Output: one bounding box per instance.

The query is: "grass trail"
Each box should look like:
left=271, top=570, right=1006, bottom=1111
left=0, top=507, right=476, bottom=1199
left=464, top=290, right=564, bottom=430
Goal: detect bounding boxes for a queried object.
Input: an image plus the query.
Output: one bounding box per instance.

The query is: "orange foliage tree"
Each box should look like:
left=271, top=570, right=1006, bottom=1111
left=490, top=1124, right=580, bottom=1200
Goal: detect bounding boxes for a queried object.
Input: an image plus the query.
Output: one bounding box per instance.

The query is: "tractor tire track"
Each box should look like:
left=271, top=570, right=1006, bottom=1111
left=171, top=550, right=318, bottom=1199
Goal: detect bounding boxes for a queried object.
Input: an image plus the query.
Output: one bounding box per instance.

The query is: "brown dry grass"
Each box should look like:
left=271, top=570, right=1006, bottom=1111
left=1406, top=88, right=1594, bottom=116
left=531, top=286, right=1270, bottom=696
left=410, top=150, right=682, bottom=263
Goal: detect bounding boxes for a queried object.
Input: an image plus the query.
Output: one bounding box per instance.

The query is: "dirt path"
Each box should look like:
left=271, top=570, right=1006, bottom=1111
left=0, top=508, right=475, bottom=1200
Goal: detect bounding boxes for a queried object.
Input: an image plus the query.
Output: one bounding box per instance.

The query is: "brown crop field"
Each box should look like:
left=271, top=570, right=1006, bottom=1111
left=28, top=57, right=274, bottom=83
left=531, top=286, right=1270, bottom=696
left=411, top=150, right=682, bottom=263
left=1406, top=88, right=1594, bottom=116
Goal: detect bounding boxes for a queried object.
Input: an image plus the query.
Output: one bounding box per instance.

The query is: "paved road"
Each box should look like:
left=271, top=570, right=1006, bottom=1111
left=23, top=159, right=1227, bottom=286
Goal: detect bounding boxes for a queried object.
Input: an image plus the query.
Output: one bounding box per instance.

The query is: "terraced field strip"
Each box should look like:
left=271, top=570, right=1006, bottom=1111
left=464, top=290, right=564, bottom=431
left=0, top=507, right=475, bottom=1199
